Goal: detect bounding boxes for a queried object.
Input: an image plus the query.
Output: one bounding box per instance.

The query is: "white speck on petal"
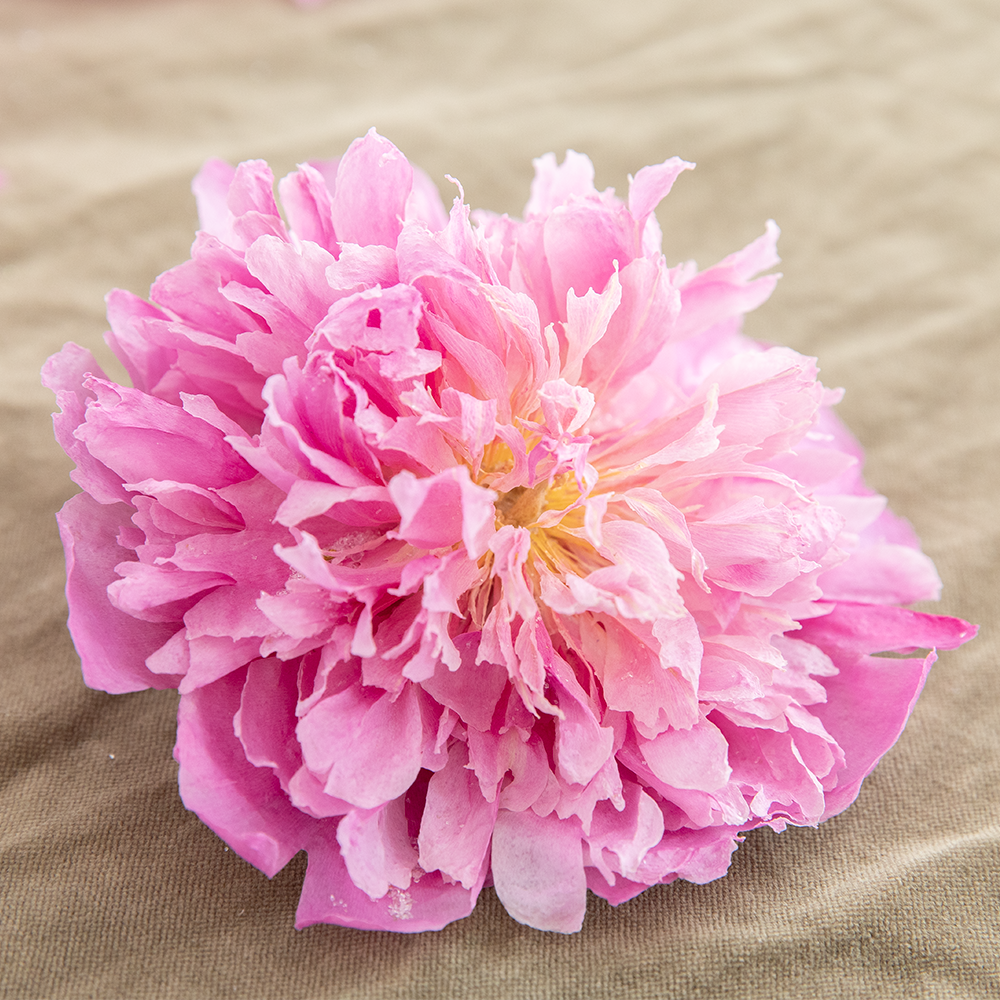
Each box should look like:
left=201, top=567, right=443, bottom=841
left=387, top=887, right=413, bottom=920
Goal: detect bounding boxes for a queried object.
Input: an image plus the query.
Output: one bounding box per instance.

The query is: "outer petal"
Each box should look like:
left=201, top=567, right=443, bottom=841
left=296, top=825, right=484, bottom=932
left=627, top=157, right=694, bottom=232
left=191, top=157, right=237, bottom=244
left=811, top=650, right=936, bottom=820
left=42, top=344, right=129, bottom=504
left=57, top=493, right=178, bottom=693
left=818, top=544, right=942, bottom=605
left=491, top=809, right=587, bottom=933
left=798, top=603, right=976, bottom=655
left=175, top=666, right=319, bottom=877
left=337, top=798, right=418, bottom=900
left=75, top=378, right=254, bottom=489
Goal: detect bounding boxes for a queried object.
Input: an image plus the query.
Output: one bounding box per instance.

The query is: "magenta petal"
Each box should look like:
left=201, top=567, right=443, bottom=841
left=104, top=289, right=176, bottom=396
left=674, top=222, right=780, bottom=339
left=491, top=809, right=587, bottom=933
left=585, top=867, right=652, bottom=906
left=421, top=633, right=508, bottom=731
left=236, top=657, right=300, bottom=787
left=42, top=344, right=130, bottom=505
left=336, top=799, right=418, bottom=900
left=175, top=667, right=319, bottom=877
left=810, top=650, right=937, bottom=820
left=57, top=493, right=178, bottom=692
left=76, top=378, right=254, bottom=489
left=797, top=602, right=977, bottom=655
left=636, top=825, right=742, bottom=885
left=296, top=825, right=483, bottom=932
left=552, top=675, right=614, bottom=787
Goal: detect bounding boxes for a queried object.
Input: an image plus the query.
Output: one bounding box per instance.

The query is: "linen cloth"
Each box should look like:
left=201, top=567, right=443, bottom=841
left=1, top=0, right=997, bottom=996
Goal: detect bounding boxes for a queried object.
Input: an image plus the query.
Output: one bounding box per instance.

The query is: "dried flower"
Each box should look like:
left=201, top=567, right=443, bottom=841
left=44, top=131, right=975, bottom=932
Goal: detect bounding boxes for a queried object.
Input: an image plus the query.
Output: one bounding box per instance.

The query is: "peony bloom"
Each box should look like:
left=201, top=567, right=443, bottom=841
left=44, top=130, right=975, bottom=933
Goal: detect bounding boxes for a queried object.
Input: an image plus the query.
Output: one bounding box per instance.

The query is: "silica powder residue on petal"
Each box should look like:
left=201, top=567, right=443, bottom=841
left=43, top=130, right=977, bottom=933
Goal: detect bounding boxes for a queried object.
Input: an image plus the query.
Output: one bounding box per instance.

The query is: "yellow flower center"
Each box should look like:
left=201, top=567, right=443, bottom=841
left=494, top=482, right=549, bottom=528
left=493, top=473, right=610, bottom=580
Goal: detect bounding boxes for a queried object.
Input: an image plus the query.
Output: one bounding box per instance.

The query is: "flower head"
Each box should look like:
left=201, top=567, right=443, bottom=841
left=44, top=130, right=976, bottom=932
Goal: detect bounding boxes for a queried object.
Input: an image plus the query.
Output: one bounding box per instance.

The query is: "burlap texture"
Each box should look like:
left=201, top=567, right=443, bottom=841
left=1, top=1, right=997, bottom=997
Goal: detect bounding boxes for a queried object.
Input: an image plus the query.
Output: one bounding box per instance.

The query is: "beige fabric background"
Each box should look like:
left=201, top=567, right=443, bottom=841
left=1, top=1, right=998, bottom=997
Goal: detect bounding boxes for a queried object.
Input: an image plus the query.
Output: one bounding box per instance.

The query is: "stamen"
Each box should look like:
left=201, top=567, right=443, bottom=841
left=495, top=481, right=549, bottom=528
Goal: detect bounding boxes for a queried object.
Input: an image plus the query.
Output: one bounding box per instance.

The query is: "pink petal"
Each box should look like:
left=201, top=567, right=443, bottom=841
left=296, top=825, right=483, bottom=932
left=42, top=344, right=129, bottom=505
left=810, top=650, right=938, bottom=820
left=191, top=158, right=237, bottom=243
left=56, top=493, right=178, bottom=692
left=296, top=680, right=424, bottom=809
left=332, top=129, right=412, bottom=248
left=175, top=667, right=318, bottom=877
left=818, top=543, right=942, bottom=604
left=525, top=150, right=599, bottom=218
left=75, top=378, right=254, bottom=489
left=640, top=716, right=732, bottom=792
left=336, top=798, right=418, bottom=900
left=491, top=809, right=587, bottom=933
left=388, top=466, right=496, bottom=559
left=627, top=157, right=694, bottom=230
left=277, top=162, right=337, bottom=252
left=417, top=742, right=497, bottom=889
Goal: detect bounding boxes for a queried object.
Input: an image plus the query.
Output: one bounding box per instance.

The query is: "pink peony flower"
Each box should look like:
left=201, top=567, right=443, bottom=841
left=44, top=130, right=976, bottom=933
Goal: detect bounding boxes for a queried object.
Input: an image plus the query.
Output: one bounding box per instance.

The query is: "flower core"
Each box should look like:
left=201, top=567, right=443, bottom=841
left=494, top=482, right=548, bottom=529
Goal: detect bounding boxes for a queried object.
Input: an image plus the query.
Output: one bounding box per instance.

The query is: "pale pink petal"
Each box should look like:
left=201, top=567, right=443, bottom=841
left=627, top=157, right=695, bottom=230
left=417, top=742, right=497, bottom=888
left=818, top=543, right=942, bottom=604
left=388, top=466, right=496, bottom=558
left=640, top=716, right=732, bottom=792
left=332, top=129, right=413, bottom=248
left=672, top=221, right=780, bottom=340
left=525, top=150, right=599, bottom=218
left=491, top=809, right=587, bottom=933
